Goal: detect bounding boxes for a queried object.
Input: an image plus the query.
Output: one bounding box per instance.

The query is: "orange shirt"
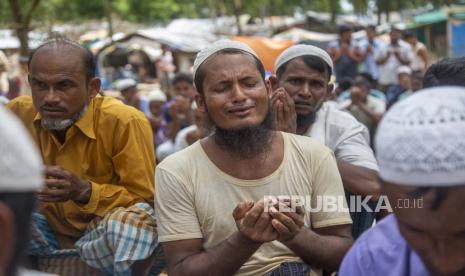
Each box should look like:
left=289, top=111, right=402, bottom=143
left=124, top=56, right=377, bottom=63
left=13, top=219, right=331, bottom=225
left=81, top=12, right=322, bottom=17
left=8, top=96, right=155, bottom=248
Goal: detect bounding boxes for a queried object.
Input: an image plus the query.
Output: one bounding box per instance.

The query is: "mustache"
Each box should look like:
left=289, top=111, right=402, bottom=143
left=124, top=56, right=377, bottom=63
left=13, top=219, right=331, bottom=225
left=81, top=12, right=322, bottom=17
left=40, top=104, right=67, bottom=112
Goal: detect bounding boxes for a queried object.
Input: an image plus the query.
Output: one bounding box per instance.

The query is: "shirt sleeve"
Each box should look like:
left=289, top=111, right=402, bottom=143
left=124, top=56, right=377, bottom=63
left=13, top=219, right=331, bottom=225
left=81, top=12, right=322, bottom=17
left=155, top=167, right=203, bottom=242
left=310, top=152, right=352, bottom=228
left=372, top=98, right=387, bottom=114
left=334, top=123, right=379, bottom=171
left=339, top=239, right=372, bottom=275
left=78, top=116, right=156, bottom=216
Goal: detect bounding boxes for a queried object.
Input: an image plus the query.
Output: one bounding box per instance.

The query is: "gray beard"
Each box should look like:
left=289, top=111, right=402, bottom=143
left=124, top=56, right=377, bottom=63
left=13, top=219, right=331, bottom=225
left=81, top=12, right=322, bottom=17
left=42, top=104, right=88, bottom=130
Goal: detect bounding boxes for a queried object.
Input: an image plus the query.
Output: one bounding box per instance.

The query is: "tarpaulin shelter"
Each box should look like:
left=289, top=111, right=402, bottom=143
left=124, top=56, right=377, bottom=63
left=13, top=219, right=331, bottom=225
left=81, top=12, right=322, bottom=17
left=232, top=36, right=294, bottom=73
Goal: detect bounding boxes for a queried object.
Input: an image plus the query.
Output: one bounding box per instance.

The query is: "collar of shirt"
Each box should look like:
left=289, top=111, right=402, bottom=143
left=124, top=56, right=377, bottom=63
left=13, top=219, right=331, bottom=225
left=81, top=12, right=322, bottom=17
left=33, top=98, right=97, bottom=140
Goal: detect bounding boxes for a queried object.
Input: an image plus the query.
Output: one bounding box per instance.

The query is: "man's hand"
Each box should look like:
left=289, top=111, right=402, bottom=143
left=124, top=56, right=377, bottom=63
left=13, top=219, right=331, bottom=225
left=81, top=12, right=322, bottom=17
left=269, top=201, right=305, bottom=243
left=271, top=88, right=296, bottom=133
left=38, top=166, right=91, bottom=204
left=350, top=86, right=364, bottom=106
left=366, top=44, right=373, bottom=54
left=233, top=200, right=279, bottom=243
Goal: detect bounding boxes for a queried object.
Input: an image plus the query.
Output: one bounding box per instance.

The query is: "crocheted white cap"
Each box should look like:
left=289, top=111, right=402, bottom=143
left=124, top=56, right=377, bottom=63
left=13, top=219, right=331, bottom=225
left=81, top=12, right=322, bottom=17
left=146, top=88, right=167, bottom=103
left=0, top=105, right=43, bottom=192
left=115, top=78, right=137, bottom=92
left=375, top=86, right=465, bottom=186
left=192, top=39, right=258, bottom=80
left=275, top=44, right=334, bottom=74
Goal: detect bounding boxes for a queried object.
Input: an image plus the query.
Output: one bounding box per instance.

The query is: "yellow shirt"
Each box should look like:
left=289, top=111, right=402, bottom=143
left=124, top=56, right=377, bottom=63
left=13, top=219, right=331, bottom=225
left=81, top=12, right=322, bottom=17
left=8, top=96, right=155, bottom=248
left=155, top=132, right=352, bottom=276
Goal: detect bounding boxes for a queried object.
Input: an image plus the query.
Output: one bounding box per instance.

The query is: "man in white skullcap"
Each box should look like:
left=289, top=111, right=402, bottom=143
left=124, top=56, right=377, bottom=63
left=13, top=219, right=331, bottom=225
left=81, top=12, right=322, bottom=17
left=270, top=44, right=380, bottom=239
left=115, top=78, right=153, bottom=115
left=155, top=39, right=353, bottom=275
left=340, top=86, right=465, bottom=275
left=385, top=65, right=413, bottom=107
left=0, top=105, right=42, bottom=276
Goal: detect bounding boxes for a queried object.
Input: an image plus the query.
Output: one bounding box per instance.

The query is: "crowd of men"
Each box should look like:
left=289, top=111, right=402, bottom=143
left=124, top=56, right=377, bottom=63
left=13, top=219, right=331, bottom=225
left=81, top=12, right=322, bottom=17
left=1, top=24, right=465, bottom=276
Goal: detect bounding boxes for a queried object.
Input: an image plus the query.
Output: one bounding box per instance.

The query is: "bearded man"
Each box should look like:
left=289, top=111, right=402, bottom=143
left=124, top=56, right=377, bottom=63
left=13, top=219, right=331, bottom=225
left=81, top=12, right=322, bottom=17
left=7, top=38, right=163, bottom=275
left=155, top=40, right=353, bottom=276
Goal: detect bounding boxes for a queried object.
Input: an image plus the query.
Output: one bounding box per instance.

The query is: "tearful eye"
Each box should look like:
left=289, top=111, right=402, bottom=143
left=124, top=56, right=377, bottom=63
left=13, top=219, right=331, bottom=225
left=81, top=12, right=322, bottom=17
left=289, top=79, right=302, bottom=85
left=244, top=82, right=257, bottom=88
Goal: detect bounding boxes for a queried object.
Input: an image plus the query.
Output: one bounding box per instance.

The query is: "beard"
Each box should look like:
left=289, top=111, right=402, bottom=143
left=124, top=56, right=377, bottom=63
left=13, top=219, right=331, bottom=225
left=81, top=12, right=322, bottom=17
left=42, top=104, right=88, bottom=130
left=210, top=105, right=274, bottom=160
left=296, top=111, right=317, bottom=131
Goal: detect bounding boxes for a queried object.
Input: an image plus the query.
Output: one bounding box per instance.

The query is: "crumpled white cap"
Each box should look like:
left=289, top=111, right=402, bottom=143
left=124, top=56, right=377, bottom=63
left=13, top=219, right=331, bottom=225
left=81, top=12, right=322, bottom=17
left=397, top=66, right=412, bottom=75
left=115, top=78, right=137, bottom=92
left=192, top=39, right=258, bottom=80
left=375, top=86, right=465, bottom=186
left=275, top=44, right=334, bottom=74
left=146, top=88, right=167, bottom=103
left=0, top=105, right=42, bottom=192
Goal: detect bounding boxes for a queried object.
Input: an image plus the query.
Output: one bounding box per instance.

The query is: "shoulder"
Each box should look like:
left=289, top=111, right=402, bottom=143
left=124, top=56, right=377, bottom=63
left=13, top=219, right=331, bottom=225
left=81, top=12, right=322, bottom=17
left=283, top=131, right=333, bottom=163
left=157, top=140, right=202, bottom=175
left=326, top=104, right=365, bottom=129
left=94, top=96, right=149, bottom=126
left=177, top=125, right=197, bottom=140
left=399, top=40, right=413, bottom=50
left=7, top=95, right=35, bottom=111
left=358, top=215, right=403, bottom=250
left=341, top=215, right=405, bottom=272
left=328, top=40, right=339, bottom=48
left=6, top=96, right=37, bottom=123
left=368, top=95, right=386, bottom=108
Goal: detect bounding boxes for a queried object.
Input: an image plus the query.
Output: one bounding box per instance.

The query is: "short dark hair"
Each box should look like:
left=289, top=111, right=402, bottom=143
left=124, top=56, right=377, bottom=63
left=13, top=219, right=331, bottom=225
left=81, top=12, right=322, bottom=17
left=276, top=55, right=332, bottom=82
left=339, top=25, right=352, bottom=34
left=29, top=37, right=96, bottom=82
left=357, top=72, right=375, bottom=84
left=352, top=79, right=371, bottom=91
left=366, top=25, right=377, bottom=31
left=338, top=77, right=353, bottom=91
left=172, top=72, right=193, bottom=86
left=391, top=26, right=402, bottom=33
left=404, top=31, right=416, bottom=39
left=423, top=57, right=465, bottom=88
left=194, top=49, right=265, bottom=95
left=0, top=192, right=36, bottom=276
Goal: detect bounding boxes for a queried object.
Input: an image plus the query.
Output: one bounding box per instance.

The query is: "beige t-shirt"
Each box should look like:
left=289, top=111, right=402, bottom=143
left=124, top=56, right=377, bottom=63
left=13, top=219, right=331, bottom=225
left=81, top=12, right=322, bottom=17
left=155, top=132, right=352, bottom=276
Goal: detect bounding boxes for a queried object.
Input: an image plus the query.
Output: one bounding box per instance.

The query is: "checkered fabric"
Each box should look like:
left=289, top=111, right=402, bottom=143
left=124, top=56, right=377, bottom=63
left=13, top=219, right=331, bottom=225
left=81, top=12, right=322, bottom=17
left=266, top=262, right=311, bottom=276
left=29, top=203, right=165, bottom=276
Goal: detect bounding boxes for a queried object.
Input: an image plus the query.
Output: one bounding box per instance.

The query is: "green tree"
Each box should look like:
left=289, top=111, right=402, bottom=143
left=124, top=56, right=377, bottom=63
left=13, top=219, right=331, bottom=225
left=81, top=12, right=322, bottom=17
left=7, top=0, right=42, bottom=56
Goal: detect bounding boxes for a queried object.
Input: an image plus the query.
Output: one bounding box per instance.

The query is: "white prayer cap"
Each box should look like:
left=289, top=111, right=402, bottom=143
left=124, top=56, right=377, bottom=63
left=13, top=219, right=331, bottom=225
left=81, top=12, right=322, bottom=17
left=397, top=66, right=412, bottom=75
left=275, top=44, right=334, bottom=74
left=192, top=39, right=259, bottom=80
left=375, top=86, right=465, bottom=186
left=115, top=78, right=137, bottom=92
left=0, top=105, right=42, bottom=192
left=146, top=89, right=167, bottom=103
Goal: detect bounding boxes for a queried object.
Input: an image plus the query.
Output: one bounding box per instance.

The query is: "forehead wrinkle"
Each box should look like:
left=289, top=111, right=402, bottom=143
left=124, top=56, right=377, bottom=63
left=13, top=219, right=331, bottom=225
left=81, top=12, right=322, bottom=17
left=30, top=50, right=86, bottom=81
left=202, top=54, right=261, bottom=84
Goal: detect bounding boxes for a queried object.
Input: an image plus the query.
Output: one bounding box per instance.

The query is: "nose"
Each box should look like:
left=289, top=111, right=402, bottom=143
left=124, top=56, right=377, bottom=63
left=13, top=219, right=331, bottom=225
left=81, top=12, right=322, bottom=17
left=231, top=82, right=247, bottom=104
left=44, top=87, right=60, bottom=104
left=298, top=82, right=312, bottom=98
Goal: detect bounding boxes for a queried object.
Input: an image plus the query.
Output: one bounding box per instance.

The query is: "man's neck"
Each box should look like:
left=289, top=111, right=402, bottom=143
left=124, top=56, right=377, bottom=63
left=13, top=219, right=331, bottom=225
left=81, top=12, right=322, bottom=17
left=53, top=129, right=68, bottom=144
left=297, top=121, right=313, bottom=135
